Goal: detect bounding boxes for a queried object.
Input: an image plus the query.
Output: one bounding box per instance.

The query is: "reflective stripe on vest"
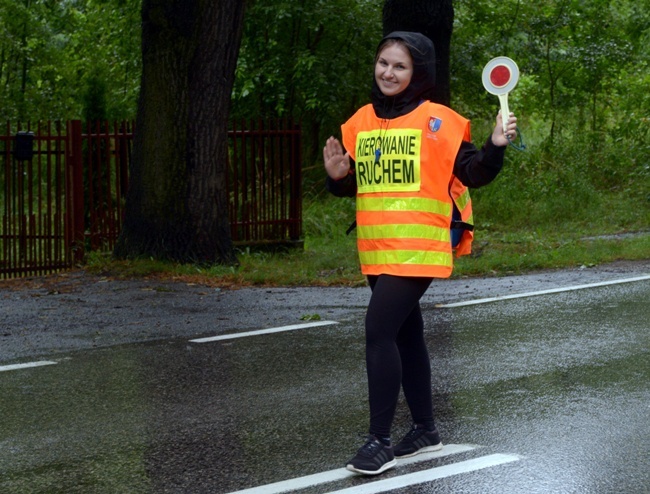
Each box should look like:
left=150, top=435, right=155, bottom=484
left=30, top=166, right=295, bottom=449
left=357, top=196, right=450, bottom=215
left=359, top=249, right=452, bottom=269
left=449, top=175, right=474, bottom=256
left=358, top=223, right=450, bottom=242
left=454, top=187, right=471, bottom=212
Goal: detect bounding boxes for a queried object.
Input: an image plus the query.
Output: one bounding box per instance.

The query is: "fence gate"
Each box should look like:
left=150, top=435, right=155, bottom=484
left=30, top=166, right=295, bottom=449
left=1, top=119, right=302, bottom=280
left=1, top=122, right=72, bottom=278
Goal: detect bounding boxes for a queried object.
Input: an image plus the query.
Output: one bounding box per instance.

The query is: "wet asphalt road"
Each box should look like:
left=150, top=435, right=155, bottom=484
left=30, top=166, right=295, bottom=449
left=1, top=262, right=649, bottom=493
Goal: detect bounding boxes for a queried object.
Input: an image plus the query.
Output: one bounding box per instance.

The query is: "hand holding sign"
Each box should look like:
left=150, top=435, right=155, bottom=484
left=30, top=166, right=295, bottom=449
left=482, top=57, right=525, bottom=150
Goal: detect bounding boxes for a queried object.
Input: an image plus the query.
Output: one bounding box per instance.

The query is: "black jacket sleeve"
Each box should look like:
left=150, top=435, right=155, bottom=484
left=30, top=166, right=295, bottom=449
left=453, top=138, right=506, bottom=188
left=325, top=158, right=357, bottom=197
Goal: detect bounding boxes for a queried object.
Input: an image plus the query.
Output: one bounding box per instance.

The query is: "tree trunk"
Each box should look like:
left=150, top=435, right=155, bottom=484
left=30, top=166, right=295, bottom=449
left=382, top=0, right=454, bottom=106
left=114, top=0, right=245, bottom=264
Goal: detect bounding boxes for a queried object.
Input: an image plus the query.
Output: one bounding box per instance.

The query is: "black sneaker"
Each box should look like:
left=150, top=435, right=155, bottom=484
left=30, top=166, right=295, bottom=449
left=345, top=435, right=397, bottom=475
left=393, top=424, right=443, bottom=458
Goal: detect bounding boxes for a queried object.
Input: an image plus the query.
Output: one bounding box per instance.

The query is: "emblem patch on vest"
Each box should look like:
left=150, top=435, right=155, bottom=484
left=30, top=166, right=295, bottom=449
left=428, top=117, right=442, bottom=132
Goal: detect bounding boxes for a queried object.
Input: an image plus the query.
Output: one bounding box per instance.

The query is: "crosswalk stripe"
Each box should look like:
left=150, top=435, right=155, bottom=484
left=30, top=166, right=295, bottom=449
left=189, top=321, right=338, bottom=343
left=324, top=453, right=520, bottom=494
left=225, top=444, right=476, bottom=494
left=436, top=275, right=650, bottom=308
left=0, top=361, right=58, bottom=372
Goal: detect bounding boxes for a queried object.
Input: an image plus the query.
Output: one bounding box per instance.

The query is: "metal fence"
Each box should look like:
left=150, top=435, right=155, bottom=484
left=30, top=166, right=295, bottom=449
left=1, top=119, right=302, bottom=279
left=228, top=119, right=302, bottom=245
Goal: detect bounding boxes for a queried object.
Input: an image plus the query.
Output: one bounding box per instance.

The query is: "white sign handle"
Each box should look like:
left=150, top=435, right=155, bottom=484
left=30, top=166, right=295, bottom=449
left=498, top=93, right=510, bottom=134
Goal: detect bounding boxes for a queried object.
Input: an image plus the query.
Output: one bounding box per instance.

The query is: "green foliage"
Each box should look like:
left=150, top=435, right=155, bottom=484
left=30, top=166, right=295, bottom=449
left=232, top=0, right=383, bottom=164
left=452, top=0, right=650, bottom=140
left=2, top=0, right=647, bottom=166
left=83, top=66, right=108, bottom=123
left=450, top=0, right=649, bottom=263
left=0, top=0, right=141, bottom=121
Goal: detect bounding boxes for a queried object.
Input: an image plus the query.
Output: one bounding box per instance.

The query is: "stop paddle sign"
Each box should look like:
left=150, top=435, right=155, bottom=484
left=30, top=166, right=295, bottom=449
left=482, top=57, right=519, bottom=133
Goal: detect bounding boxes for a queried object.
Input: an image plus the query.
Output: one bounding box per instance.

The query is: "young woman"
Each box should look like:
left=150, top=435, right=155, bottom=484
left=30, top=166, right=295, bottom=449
left=323, top=31, right=517, bottom=476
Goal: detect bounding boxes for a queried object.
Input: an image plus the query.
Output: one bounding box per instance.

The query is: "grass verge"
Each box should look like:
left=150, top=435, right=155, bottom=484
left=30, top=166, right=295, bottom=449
left=84, top=195, right=649, bottom=287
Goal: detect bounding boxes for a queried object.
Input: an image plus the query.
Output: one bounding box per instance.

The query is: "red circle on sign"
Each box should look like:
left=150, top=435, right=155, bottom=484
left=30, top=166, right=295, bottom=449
left=490, top=65, right=511, bottom=88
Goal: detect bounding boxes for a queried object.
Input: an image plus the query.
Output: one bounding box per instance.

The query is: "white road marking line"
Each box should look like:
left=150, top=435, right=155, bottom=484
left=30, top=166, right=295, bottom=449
left=437, top=275, right=650, bottom=308
left=325, top=453, right=521, bottom=494
left=189, top=320, right=339, bottom=343
left=0, top=361, right=58, bottom=372
left=225, top=444, right=477, bottom=494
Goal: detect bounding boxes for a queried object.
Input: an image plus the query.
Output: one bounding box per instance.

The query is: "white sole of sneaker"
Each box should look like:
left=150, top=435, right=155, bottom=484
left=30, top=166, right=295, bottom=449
left=346, top=458, right=397, bottom=475
left=395, top=441, right=444, bottom=459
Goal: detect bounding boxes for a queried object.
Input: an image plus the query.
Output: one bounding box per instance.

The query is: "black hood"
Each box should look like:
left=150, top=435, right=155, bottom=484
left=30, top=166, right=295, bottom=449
left=371, top=31, right=436, bottom=119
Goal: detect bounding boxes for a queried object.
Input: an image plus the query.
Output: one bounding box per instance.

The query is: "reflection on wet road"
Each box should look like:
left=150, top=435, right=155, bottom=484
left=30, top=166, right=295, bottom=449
left=1, top=279, right=648, bottom=493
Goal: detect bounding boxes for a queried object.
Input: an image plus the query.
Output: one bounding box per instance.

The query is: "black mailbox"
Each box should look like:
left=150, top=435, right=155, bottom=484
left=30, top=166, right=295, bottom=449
left=14, top=131, right=35, bottom=161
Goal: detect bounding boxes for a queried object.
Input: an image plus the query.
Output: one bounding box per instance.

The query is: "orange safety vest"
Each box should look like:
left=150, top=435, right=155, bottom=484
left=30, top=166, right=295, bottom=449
left=341, top=102, right=474, bottom=278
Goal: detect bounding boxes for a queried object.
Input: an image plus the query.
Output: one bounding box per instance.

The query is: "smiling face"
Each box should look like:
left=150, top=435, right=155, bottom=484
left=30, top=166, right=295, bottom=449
left=374, top=42, right=413, bottom=97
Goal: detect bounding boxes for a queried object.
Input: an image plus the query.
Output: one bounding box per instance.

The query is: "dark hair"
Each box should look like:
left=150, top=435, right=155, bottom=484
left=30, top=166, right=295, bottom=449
left=375, top=38, right=412, bottom=64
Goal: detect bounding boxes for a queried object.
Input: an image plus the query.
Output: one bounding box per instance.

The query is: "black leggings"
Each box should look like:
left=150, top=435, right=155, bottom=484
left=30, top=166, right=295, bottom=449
left=365, top=274, right=434, bottom=438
